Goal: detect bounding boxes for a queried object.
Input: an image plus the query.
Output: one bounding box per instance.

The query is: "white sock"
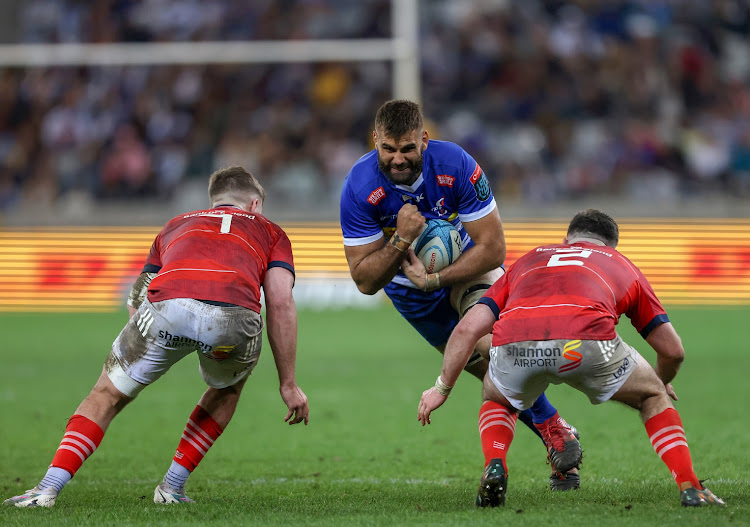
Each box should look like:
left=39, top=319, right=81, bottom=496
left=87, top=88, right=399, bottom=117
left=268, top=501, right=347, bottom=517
left=164, top=461, right=191, bottom=492
left=38, top=466, right=72, bottom=494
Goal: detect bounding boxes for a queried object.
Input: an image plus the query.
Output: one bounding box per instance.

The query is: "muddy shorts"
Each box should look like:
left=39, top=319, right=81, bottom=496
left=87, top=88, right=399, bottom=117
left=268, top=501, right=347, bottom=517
left=488, top=335, right=641, bottom=410
left=106, top=298, right=263, bottom=397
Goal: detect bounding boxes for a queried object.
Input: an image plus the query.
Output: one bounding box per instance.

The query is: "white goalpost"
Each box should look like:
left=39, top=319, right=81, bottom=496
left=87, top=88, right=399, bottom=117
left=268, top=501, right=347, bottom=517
left=0, top=0, right=421, bottom=102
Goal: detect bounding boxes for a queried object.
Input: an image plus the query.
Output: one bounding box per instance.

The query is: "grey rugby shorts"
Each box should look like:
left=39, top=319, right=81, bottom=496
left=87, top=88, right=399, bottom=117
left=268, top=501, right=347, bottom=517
left=106, top=298, right=263, bottom=397
left=488, top=335, right=641, bottom=410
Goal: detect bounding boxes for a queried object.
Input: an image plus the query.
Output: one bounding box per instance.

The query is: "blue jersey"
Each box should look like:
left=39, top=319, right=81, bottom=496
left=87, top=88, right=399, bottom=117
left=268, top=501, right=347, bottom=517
left=340, top=139, right=496, bottom=318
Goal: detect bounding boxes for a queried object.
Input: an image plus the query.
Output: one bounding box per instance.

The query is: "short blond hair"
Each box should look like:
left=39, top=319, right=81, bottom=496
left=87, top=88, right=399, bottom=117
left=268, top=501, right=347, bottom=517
left=208, top=166, right=265, bottom=204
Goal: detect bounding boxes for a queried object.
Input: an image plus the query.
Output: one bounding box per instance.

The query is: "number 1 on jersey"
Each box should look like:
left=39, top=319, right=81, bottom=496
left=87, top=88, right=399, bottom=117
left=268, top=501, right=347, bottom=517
left=204, top=213, right=233, bottom=233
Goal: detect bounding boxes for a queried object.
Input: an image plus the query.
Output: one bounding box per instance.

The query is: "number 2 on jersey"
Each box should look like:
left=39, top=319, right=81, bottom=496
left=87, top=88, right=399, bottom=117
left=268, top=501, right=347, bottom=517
left=547, top=248, right=592, bottom=267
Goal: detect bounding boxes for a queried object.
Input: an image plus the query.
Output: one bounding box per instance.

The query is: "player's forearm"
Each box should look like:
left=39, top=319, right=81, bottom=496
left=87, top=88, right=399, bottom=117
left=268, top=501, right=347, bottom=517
left=645, top=322, right=684, bottom=386
left=437, top=243, right=505, bottom=287
left=655, top=355, right=682, bottom=386
left=440, top=315, right=488, bottom=388
left=266, top=303, right=299, bottom=387
left=351, top=243, right=408, bottom=294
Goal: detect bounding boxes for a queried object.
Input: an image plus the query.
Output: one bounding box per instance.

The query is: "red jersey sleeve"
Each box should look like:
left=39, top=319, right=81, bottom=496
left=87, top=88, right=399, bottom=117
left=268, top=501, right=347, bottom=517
left=267, top=227, right=295, bottom=278
left=619, top=263, right=669, bottom=338
left=142, top=233, right=163, bottom=273
left=477, top=271, right=509, bottom=319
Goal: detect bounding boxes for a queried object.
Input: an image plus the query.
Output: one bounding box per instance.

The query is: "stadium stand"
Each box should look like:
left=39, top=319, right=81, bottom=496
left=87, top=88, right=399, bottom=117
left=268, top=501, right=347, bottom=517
left=0, top=0, right=748, bottom=225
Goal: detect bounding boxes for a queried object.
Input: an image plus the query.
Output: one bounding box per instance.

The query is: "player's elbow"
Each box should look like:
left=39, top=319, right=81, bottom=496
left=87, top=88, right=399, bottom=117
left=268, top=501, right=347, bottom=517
left=355, top=281, right=380, bottom=295
left=662, top=342, right=685, bottom=364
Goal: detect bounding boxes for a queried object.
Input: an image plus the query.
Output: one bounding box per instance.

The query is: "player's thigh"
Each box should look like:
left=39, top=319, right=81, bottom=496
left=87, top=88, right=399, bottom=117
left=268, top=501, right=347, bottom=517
left=106, top=299, right=195, bottom=397
left=195, top=307, right=264, bottom=389
left=609, top=350, right=667, bottom=409
left=487, top=342, right=550, bottom=410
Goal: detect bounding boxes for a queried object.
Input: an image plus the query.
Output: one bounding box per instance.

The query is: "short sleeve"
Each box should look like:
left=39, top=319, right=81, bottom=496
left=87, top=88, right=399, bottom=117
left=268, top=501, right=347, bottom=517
left=454, top=151, right=496, bottom=223
left=340, top=177, right=384, bottom=246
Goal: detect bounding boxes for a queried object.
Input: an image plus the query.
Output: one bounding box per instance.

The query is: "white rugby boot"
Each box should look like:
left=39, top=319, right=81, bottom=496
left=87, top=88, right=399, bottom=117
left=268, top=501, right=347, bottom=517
left=154, top=482, right=195, bottom=504
left=3, top=486, right=58, bottom=508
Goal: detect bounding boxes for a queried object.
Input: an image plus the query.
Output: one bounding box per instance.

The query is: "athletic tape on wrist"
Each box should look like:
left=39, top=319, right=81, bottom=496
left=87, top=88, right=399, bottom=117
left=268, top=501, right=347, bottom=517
left=424, top=273, right=440, bottom=291
left=434, top=375, right=453, bottom=396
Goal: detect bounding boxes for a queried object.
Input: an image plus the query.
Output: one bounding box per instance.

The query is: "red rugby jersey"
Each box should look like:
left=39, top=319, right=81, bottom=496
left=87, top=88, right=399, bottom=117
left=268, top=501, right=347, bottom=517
left=478, top=241, right=668, bottom=345
left=142, top=206, right=294, bottom=313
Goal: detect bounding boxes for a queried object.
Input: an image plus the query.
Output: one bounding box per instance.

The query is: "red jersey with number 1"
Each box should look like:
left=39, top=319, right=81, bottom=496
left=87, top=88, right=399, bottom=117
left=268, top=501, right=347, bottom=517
left=478, top=241, right=669, bottom=346
left=143, top=206, right=295, bottom=313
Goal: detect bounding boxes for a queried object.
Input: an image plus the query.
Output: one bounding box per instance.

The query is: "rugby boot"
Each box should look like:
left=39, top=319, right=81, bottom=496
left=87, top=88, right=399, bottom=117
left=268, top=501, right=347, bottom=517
left=475, top=458, right=508, bottom=507
left=535, top=415, right=583, bottom=474
left=154, top=482, right=195, bottom=504
left=549, top=466, right=580, bottom=491
left=680, top=482, right=726, bottom=507
left=3, top=486, right=58, bottom=508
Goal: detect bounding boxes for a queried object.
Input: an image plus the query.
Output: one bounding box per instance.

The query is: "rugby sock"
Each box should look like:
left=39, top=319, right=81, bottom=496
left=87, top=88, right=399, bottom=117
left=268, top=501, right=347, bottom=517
left=42, top=414, right=104, bottom=491
left=37, top=466, right=72, bottom=494
left=645, top=408, right=701, bottom=489
left=478, top=401, right=517, bottom=467
left=528, top=393, right=557, bottom=424
left=164, top=460, right=192, bottom=492
left=172, top=405, right=223, bottom=473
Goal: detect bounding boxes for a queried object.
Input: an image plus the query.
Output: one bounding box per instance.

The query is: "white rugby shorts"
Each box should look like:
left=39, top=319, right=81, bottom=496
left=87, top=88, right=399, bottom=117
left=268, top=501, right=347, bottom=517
left=105, top=298, right=263, bottom=397
left=488, top=335, right=641, bottom=410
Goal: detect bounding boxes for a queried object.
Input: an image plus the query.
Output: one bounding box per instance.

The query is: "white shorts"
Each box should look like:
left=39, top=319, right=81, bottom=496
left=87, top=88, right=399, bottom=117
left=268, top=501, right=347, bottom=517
left=105, top=298, right=264, bottom=397
left=488, top=335, right=641, bottom=410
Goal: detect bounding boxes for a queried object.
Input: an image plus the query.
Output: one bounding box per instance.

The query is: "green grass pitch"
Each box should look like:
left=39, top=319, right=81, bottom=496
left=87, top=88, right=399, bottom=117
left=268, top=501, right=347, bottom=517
left=1, top=304, right=748, bottom=526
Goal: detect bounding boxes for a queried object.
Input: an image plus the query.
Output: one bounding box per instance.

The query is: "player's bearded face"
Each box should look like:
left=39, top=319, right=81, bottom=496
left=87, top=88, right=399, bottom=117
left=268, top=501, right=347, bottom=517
left=376, top=130, right=425, bottom=186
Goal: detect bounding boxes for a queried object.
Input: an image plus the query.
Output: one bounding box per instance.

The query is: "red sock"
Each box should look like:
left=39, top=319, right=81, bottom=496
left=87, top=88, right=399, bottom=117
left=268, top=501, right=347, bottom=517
left=49, top=414, right=104, bottom=476
left=478, top=401, right=517, bottom=468
left=645, top=408, right=700, bottom=488
left=173, top=405, right=224, bottom=471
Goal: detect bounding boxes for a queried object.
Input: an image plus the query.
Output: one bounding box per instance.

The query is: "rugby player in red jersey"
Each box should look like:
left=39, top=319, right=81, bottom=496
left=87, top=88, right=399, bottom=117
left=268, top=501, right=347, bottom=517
left=5, top=166, right=309, bottom=508
left=417, top=209, right=725, bottom=508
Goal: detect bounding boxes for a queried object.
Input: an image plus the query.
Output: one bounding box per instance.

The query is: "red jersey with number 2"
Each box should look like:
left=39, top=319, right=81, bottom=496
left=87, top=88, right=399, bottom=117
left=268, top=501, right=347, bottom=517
left=143, top=206, right=295, bottom=313
left=479, top=241, right=668, bottom=346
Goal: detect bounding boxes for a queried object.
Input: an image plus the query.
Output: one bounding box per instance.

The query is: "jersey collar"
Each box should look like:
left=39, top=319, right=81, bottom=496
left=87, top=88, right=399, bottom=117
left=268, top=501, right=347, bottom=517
left=392, top=173, right=424, bottom=193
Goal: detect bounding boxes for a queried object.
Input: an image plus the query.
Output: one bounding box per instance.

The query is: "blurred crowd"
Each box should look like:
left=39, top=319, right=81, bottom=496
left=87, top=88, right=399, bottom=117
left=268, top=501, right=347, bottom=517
left=1, top=0, right=749, bottom=217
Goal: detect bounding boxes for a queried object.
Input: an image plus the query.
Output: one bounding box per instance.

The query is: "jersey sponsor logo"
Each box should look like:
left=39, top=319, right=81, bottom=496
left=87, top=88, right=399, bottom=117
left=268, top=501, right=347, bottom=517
left=612, top=356, right=631, bottom=380
left=158, top=330, right=213, bottom=353
left=211, top=345, right=236, bottom=361
left=436, top=174, right=455, bottom=187
left=558, top=340, right=583, bottom=373
left=469, top=163, right=491, bottom=201
left=367, top=186, right=386, bottom=205
left=505, top=344, right=560, bottom=368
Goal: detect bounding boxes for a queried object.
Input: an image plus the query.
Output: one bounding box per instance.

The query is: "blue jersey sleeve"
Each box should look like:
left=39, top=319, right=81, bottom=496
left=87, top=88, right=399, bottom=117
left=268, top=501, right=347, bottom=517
left=340, top=175, right=384, bottom=246
left=454, top=149, right=496, bottom=222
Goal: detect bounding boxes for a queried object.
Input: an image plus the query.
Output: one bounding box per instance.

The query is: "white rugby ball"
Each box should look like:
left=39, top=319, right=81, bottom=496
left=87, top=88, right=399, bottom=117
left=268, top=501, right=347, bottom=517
left=411, top=219, right=462, bottom=273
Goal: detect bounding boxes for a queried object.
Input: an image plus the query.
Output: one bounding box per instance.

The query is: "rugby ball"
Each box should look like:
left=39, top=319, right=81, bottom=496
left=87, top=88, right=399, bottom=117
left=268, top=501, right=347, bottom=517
left=411, top=219, right=462, bottom=273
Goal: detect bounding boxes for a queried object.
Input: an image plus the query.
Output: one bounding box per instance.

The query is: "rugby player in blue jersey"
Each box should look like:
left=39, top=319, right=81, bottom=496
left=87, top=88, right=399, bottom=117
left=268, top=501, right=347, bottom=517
left=339, top=100, right=582, bottom=490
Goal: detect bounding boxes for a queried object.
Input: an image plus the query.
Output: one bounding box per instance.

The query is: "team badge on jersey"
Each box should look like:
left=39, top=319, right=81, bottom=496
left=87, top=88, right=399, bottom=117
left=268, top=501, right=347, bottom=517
left=469, top=164, right=491, bottom=201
